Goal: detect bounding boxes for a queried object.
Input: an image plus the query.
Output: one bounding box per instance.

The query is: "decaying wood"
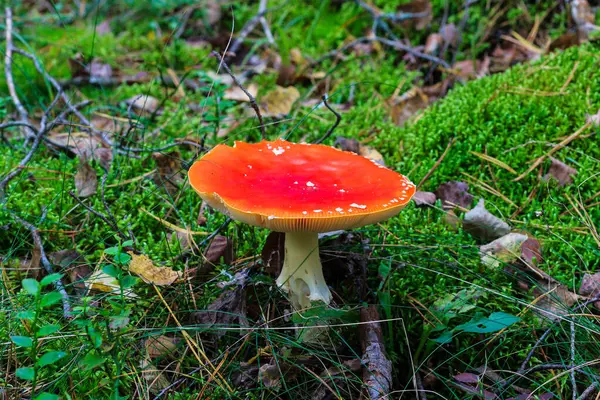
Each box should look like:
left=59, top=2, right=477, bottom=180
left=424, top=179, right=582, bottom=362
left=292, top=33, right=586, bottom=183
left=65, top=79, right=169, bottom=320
left=360, top=305, right=392, bottom=400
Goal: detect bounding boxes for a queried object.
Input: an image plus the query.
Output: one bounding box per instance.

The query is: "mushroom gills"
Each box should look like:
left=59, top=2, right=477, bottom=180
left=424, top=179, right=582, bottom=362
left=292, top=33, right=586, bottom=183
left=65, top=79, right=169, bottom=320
left=276, top=231, right=332, bottom=309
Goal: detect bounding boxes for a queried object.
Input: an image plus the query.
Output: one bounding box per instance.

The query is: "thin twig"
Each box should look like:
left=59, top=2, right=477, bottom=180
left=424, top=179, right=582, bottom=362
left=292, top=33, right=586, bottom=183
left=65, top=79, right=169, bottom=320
left=258, top=0, right=275, bottom=45
left=212, top=51, right=266, bottom=139
left=67, top=191, right=128, bottom=239
left=4, top=7, right=34, bottom=140
left=13, top=215, right=72, bottom=318
left=571, top=321, right=578, bottom=400
left=310, top=37, right=451, bottom=69
left=577, top=383, right=597, bottom=400
left=417, top=138, right=454, bottom=188
left=313, top=95, right=341, bottom=144
left=227, top=6, right=273, bottom=57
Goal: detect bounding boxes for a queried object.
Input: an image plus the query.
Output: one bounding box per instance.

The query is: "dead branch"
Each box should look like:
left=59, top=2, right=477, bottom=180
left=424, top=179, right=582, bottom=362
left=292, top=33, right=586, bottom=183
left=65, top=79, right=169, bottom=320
left=313, top=95, right=341, bottom=144
left=227, top=5, right=274, bottom=57
left=356, top=0, right=429, bottom=37
left=212, top=51, right=266, bottom=139
left=360, top=305, right=392, bottom=400
left=13, top=214, right=72, bottom=318
left=258, top=0, right=275, bottom=45
left=67, top=190, right=128, bottom=240
left=4, top=7, right=35, bottom=140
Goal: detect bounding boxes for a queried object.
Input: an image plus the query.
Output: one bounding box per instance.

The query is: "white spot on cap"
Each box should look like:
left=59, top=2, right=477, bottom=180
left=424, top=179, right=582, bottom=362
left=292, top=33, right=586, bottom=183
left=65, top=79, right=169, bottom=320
left=294, top=181, right=298, bottom=184
left=314, top=209, right=322, bottom=213
left=268, top=215, right=276, bottom=220
left=335, top=207, right=344, bottom=213
left=339, top=189, right=346, bottom=193
left=348, top=209, right=353, bottom=212
left=306, top=181, right=315, bottom=187
left=272, top=147, right=285, bottom=156
left=302, top=211, right=308, bottom=215
left=383, top=204, right=388, bottom=207
left=350, top=203, right=367, bottom=209
left=247, top=165, right=252, bottom=169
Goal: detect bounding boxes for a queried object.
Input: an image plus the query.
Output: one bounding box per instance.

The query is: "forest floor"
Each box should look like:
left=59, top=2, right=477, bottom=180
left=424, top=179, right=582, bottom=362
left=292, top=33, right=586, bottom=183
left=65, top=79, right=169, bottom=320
left=1, top=1, right=600, bottom=399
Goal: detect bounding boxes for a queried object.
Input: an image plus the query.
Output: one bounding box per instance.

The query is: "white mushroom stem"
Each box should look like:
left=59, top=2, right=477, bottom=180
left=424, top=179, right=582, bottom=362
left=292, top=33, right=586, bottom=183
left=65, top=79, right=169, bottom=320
left=275, top=231, right=332, bottom=310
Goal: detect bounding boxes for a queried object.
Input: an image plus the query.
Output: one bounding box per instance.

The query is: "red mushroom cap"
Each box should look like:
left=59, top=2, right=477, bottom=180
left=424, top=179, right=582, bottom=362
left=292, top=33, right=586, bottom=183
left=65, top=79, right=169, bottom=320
left=188, top=139, right=415, bottom=232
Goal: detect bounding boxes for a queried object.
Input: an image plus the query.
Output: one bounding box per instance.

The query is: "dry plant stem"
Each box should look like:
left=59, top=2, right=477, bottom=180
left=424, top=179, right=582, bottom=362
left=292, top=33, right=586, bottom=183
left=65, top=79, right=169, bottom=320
left=313, top=95, right=342, bottom=144
left=360, top=305, right=392, bottom=400
left=578, top=383, right=598, bottom=400
left=311, top=37, right=451, bottom=69
left=571, top=321, right=578, bottom=400
left=227, top=6, right=273, bottom=57
left=211, top=51, right=266, bottom=140
left=13, top=215, right=72, bottom=318
left=258, top=0, right=275, bottom=45
left=4, top=7, right=34, bottom=140
left=417, top=138, right=454, bottom=188
left=67, top=191, right=128, bottom=239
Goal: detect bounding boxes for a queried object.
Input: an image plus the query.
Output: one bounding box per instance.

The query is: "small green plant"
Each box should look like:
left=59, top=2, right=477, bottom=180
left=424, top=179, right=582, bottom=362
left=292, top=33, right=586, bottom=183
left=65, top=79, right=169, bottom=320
left=13, top=274, right=67, bottom=400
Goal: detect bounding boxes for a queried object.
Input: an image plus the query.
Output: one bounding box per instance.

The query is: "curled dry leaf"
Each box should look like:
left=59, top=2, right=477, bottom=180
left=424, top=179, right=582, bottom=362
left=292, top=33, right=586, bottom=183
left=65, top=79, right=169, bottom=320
left=75, top=160, right=98, bottom=198
left=192, top=285, right=248, bottom=337
left=50, top=250, right=90, bottom=295
left=223, top=83, right=258, bottom=102
left=463, top=199, right=511, bottom=242
left=86, top=60, right=113, bottom=82
left=440, top=23, right=458, bottom=47
left=128, top=252, right=181, bottom=286
left=359, top=145, right=386, bottom=166
left=204, top=235, right=234, bottom=266
left=140, top=356, right=171, bottom=394
left=259, top=86, right=300, bottom=117
left=454, top=372, right=480, bottom=384
left=334, top=136, right=361, bottom=154
left=424, top=33, right=443, bottom=54
left=480, top=233, right=529, bottom=269
left=452, top=57, right=490, bottom=81
left=389, top=88, right=430, bottom=127
left=413, top=191, right=436, bottom=207
left=396, top=0, right=432, bottom=30
left=435, top=181, right=474, bottom=210
left=543, top=157, right=577, bottom=187
left=579, top=273, right=600, bottom=308
left=126, top=94, right=160, bottom=114
left=47, top=133, right=107, bottom=161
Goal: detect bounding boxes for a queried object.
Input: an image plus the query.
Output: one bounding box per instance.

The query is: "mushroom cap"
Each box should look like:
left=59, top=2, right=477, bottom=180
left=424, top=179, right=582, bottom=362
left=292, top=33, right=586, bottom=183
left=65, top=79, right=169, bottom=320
left=188, top=139, right=415, bottom=232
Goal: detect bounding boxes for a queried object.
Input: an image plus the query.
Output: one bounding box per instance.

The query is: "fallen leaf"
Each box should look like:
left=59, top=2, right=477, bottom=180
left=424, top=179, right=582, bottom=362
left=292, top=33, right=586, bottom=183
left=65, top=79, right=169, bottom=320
left=47, top=133, right=107, bottom=161
left=231, top=362, right=260, bottom=389
left=95, top=20, right=111, bottom=36
left=152, top=151, right=184, bottom=195
left=192, top=285, right=248, bottom=337
left=396, top=0, right=432, bottom=30
left=413, top=191, right=436, bottom=207
left=145, top=335, right=179, bottom=359
left=454, top=372, right=480, bottom=384
left=223, top=83, right=258, bottom=102
left=440, top=23, right=458, bottom=47
left=424, top=33, right=443, bottom=54
left=128, top=252, right=181, bottom=286
left=543, top=157, right=577, bottom=187
left=452, top=57, right=490, bottom=81
left=480, top=233, right=529, bottom=269
left=126, top=94, right=160, bottom=114
left=86, top=269, right=135, bottom=298
left=434, top=181, right=474, bottom=210
left=261, top=231, right=285, bottom=277
left=571, top=0, right=596, bottom=36
left=534, top=281, right=582, bottom=322
left=259, top=86, right=300, bottom=117
left=86, top=60, right=113, bottom=82
left=464, top=199, right=511, bottom=242
left=549, top=32, right=582, bottom=52
left=204, top=235, right=233, bottom=265
left=50, top=250, right=90, bottom=295
left=140, top=356, right=171, bottom=394
left=259, top=362, right=282, bottom=390
left=334, top=136, right=361, bottom=154
left=359, top=145, right=386, bottom=166
left=579, top=273, right=600, bottom=308
left=75, top=160, right=97, bottom=198
left=521, top=237, right=543, bottom=267
left=389, top=88, right=430, bottom=127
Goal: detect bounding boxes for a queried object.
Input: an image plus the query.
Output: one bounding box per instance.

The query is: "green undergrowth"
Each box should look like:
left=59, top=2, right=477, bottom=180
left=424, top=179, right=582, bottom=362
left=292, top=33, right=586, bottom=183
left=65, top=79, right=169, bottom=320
left=1, top=2, right=600, bottom=399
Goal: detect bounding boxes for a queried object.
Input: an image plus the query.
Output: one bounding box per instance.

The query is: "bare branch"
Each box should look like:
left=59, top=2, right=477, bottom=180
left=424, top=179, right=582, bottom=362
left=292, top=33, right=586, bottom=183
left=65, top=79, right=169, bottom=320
left=4, top=7, right=35, bottom=139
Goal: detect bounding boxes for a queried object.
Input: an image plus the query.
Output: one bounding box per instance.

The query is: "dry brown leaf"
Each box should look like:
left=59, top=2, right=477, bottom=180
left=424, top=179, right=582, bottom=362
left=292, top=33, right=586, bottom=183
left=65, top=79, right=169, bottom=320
left=480, top=233, right=529, bottom=269
left=192, top=285, right=248, bottom=337
left=223, top=83, right=258, bottom=102
left=440, top=23, right=458, bottom=47
left=334, top=136, right=361, bottom=154
left=50, top=250, right=90, bottom=295
left=534, top=281, right=582, bottom=322
left=86, top=60, right=113, bottom=82
left=140, top=356, right=171, bottom=394
left=259, top=86, right=300, bottom=117
left=75, top=160, right=97, bottom=198
left=571, top=0, right=596, bottom=34
left=204, top=235, right=233, bottom=265
left=390, top=88, right=430, bottom=127
left=424, top=33, right=443, bottom=54
left=261, top=231, right=285, bottom=277
left=413, top=191, right=436, bottom=207
left=543, top=157, right=577, bottom=187
left=145, top=335, right=179, bottom=359
left=452, top=57, right=490, bottom=81
left=152, top=151, right=184, bottom=195
left=463, top=199, right=511, bottom=242
left=49, top=133, right=106, bottom=162
left=435, top=181, right=474, bottom=210
left=397, top=0, right=432, bottom=30
left=126, top=95, right=160, bottom=113
left=359, top=145, right=385, bottom=166
left=128, top=252, right=181, bottom=286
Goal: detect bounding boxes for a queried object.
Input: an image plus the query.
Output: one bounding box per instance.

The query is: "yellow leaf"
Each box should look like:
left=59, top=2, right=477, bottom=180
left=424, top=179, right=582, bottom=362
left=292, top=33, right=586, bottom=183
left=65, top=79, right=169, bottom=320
left=259, top=86, right=300, bottom=117
left=87, top=269, right=136, bottom=298
left=128, top=252, right=181, bottom=286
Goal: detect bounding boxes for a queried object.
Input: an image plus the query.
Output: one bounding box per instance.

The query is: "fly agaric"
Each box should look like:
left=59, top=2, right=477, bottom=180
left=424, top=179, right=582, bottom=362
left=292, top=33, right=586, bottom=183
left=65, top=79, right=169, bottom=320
left=188, top=139, right=415, bottom=309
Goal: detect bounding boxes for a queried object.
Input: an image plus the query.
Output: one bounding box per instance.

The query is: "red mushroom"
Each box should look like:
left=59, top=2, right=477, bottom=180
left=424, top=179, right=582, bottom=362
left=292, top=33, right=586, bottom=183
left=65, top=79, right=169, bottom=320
left=188, top=139, right=415, bottom=309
